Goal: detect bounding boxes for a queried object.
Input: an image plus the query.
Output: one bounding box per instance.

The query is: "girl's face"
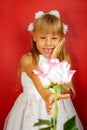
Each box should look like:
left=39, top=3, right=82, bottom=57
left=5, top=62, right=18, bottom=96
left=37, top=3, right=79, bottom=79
left=33, top=32, right=60, bottom=58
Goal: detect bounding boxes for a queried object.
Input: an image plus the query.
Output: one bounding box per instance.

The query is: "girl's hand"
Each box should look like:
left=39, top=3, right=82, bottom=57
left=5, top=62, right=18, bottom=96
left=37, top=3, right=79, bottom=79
left=51, top=37, right=65, bottom=58
left=46, top=92, right=70, bottom=114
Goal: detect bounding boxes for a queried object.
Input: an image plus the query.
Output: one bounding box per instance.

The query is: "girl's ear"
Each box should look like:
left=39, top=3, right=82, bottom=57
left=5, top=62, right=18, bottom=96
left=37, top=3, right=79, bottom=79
left=32, top=31, right=36, bottom=42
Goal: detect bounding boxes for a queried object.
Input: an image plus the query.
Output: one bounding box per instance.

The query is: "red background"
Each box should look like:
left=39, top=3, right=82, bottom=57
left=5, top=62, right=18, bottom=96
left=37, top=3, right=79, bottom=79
left=0, top=0, right=87, bottom=129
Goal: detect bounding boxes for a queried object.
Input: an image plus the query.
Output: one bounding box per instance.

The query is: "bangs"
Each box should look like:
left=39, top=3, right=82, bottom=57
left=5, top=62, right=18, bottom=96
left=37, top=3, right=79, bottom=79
left=34, top=14, right=63, bottom=35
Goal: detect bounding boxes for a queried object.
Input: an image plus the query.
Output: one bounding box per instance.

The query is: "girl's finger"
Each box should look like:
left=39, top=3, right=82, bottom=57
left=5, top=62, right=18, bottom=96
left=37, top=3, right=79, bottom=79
left=51, top=38, right=65, bottom=58
left=56, top=37, right=65, bottom=49
left=58, top=93, right=70, bottom=100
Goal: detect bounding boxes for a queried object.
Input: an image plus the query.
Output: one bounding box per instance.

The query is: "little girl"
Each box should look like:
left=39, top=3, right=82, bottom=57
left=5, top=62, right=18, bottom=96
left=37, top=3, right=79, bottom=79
left=3, top=10, right=83, bottom=130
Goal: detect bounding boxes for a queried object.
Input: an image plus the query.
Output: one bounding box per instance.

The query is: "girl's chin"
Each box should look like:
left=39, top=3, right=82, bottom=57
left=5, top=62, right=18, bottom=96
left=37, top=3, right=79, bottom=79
left=43, top=53, right=51, bottom=58
left=39, top=51, right=53, bottom=57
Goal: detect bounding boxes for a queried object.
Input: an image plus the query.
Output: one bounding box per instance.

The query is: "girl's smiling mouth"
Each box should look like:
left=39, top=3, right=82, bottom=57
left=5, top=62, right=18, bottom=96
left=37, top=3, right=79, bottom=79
left=43, top=48, right=54, bottom=54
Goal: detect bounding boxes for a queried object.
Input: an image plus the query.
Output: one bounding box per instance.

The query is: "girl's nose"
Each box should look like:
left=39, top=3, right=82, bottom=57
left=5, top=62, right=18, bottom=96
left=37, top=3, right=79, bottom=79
left=46, top=38, right=52, bottom=46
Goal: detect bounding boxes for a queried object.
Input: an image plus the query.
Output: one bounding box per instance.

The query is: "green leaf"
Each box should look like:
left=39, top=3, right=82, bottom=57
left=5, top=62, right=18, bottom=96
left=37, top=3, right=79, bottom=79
left=39, top=127, right=51, bottom=130
left=64, top=115, right=78, bottom=130
left=34, top=119, right=51, bottom=126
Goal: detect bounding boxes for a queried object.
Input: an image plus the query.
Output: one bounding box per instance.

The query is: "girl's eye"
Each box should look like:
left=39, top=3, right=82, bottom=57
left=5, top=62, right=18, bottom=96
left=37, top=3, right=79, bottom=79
left=40, top=37, right=45, bottom=39
left=52, top=37, right=58, bottom=40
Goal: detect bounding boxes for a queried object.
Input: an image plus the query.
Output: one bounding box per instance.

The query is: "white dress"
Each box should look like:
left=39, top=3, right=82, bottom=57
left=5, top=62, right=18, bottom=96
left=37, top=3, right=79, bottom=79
left=3, top=55, right=84, bottom=130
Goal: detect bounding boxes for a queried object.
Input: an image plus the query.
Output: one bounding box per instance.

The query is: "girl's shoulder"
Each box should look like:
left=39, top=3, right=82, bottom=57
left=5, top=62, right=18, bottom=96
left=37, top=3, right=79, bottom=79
left=20, top=52, right=33, bottom=71
left=21, top=52, right=32, bottom=63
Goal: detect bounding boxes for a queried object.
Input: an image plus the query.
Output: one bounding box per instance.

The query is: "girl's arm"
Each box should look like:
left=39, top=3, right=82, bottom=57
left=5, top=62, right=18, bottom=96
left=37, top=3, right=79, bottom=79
left=20, top=53, right=70, bottom=114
